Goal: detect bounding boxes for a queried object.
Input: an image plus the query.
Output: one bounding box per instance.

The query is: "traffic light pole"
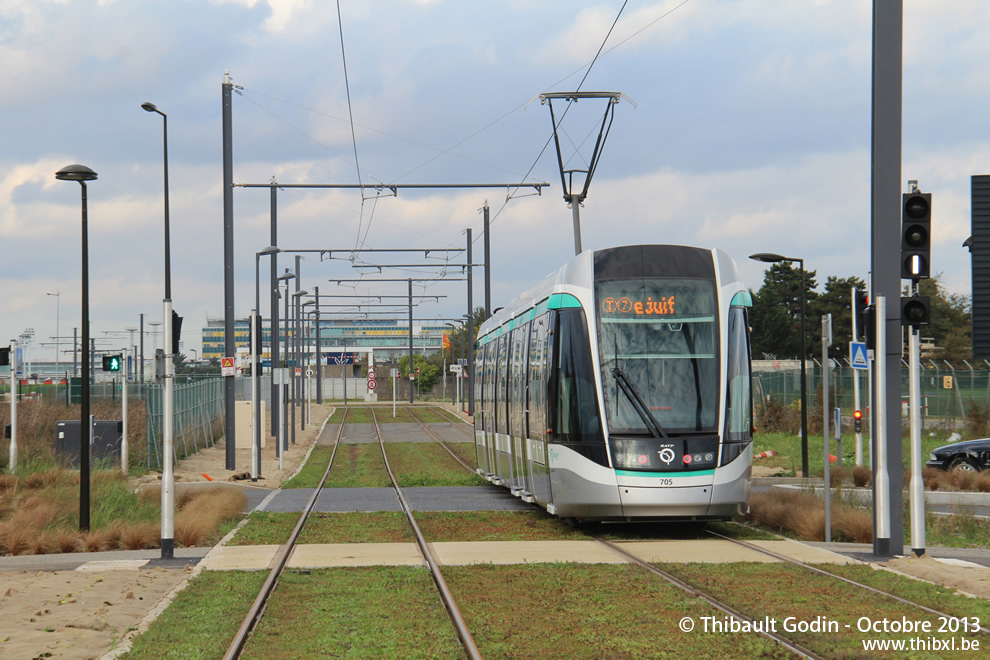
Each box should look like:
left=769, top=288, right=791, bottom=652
left=852, top=287, right=863, bottom=467
left=908, top=306, right=926, bottom=557
left=8, top=338, right=16, bottom=473
left=121, top=347, right=128, bottom=476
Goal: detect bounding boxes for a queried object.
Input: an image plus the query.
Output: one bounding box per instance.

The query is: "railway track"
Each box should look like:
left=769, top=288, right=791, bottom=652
left=223, top=406, right=482, bottom=660
left=406, top=405, right=476, bottom=472
left=222, top=405, right=983, bottom=658
left=704, top=528, right=990, bottom=637
left=412, top=404, right=989, bottom=656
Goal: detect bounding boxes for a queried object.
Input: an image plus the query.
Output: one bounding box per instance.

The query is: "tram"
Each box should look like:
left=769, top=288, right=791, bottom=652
left=473, top=244, right=753, bottom=520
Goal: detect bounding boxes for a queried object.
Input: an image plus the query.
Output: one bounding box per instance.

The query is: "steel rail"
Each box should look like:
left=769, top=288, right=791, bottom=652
left=370, top=407, right=482, bottom=660
left=406, top=406, right=475, bottom=474
left=588, top=533, right=824, bottom=660
left=706, top=529, right=990, bottom=636
left=224, top=408, right=348, bottom=659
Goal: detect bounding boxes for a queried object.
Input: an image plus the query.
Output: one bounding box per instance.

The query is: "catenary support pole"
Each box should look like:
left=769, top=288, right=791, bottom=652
left=314, top=286, right=322, bottom=404
left=222, top=71, right=236, bottom=471
left=466, top=229, right=475, bottom=416
left=483, top=204, right=491, bottom=318
left=292, top=256, right=300, bottom=442
left=270, top=185, right=279, bottom=436
left=408, top=279, right=414, bottom=404
left=250, top=309, right=259, bottom=482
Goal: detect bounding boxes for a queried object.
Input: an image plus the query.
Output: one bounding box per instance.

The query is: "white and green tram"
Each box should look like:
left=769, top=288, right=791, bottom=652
left=474, top=244, right=753, bottom=521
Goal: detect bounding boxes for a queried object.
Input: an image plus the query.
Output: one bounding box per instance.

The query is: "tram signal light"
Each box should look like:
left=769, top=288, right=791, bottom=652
left=901, top=192, right=931, bottom=280
left=102, top=354, right=122, bottom=372
left=171, top=310, right=183, bottom=354
left=864, top=304, right=877, bottom=351
left=901, top=296, right=931, bottom=328
left=854, top=290, right=869, bottom=339
left=853, top=410, right=863, bottom=434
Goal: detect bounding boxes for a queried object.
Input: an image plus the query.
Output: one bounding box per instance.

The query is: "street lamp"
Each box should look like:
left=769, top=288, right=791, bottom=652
left=46, top=290, right=60, bottom=381
left=276, top=271, right=295, bottom=461
left=142, top=101, right=176, bottom=560
left=292, top=289, right=309, bottom=437
left=55, top=163, right=97, bottom=532
left=254, top=246, right=280, bottom=480
left=750, top=252, right=809, bottom=477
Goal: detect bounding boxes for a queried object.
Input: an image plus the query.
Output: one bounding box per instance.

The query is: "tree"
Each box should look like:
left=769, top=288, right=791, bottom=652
left=750, top=262, right=818, bottom=360
left=398, top=353, right=439, bottom=391
left=810, top=276, right=866, bottom=362
left=917, top=275, right=971, bottom=361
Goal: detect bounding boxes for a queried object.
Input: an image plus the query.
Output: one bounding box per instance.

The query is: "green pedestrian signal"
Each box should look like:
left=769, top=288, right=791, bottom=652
left=102, top=354, right=122, bottom=372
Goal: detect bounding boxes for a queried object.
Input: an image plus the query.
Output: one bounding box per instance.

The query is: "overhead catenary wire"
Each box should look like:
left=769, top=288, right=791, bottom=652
left=333, top=0, right=369, bottom=251
left=239, top=1, right=690, bottom=252
left=484, top=0, right=631, bottom=239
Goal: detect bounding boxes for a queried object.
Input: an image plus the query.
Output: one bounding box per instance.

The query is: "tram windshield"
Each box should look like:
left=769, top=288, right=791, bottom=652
left=596, top=278, right=719, bottom=435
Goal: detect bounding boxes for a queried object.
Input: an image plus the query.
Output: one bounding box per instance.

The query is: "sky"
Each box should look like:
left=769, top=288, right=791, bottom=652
left=2, top=0, right=989, bottom=365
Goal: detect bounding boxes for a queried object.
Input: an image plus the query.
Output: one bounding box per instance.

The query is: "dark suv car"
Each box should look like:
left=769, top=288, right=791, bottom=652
left=926, top=438, right=990, bottom=472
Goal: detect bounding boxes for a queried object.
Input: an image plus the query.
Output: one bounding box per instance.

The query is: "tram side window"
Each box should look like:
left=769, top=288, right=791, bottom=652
left=509, top=322, right=530, bottom=439
left=495, top=334, right=509, bottom=435
left=551, top=308, right=603, bottom=445
left=528, top=314, right=549, bottom=442
left=485, top=340, right=496, bottom=432
left=476, top=341, right=487, bottom=433
left=724, top=306, right=752, bottom=443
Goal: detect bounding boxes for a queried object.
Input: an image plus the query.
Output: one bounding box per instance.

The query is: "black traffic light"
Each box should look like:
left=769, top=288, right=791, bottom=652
left=171, top=310, right=183, bottom=354
left=864, top=304, right=877, bottom=351
left=854, top=289, right=869, bottom=339
left=901, top=192, right=931, bottom=280
left=102, top=354, right=122, bottom=372
left=901, top=296, right=931, bottom=328
left=0, top=346, right=9, bottom=367
left=853, top=410, right=863, bottom=434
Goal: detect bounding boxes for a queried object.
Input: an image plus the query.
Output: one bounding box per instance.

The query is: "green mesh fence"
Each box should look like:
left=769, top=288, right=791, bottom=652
left=753, top=366, right=990, bottom=431
left=145, top=378, right=225, bottom=470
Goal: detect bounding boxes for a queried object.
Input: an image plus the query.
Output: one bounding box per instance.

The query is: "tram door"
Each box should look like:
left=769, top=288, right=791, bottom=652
left=484, top=341, right=498, bottom=478
left=475, top=341, right=490, bottom=476
left=494, top=333, right=512, bottom=484
left=509, top=322, right=531, bottom=496
left=527, top=312, right=553, bottom=505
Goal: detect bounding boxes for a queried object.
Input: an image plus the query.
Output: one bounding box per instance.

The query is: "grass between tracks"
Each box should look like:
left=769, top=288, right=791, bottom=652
left=283, top=441, right=482, bottom=489
left=230, top=510, right=588, bottom=545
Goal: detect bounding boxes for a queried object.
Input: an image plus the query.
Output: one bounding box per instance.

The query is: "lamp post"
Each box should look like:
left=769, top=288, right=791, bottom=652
left=292, top=289, right=309, bottom=436
left=255, top=247, right=280, bottom=480
left=302, top=300, right=314, bottom=423
left=55, top=164, right=97, bottom=532
left=46, top=290, right=60, bottom=382
left=750, top=253, right=809, bottom=477
left=277, top=271, right=295, bottom=461
left=142, top=101, right=176, bottom=560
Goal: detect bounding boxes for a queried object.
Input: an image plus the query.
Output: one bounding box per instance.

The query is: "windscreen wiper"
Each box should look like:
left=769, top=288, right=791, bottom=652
left=611, top=367, right=668, bottom=439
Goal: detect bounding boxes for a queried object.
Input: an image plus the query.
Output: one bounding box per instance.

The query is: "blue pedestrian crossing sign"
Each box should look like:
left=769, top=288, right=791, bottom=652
left=850, top=341, right=869, bottom=370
